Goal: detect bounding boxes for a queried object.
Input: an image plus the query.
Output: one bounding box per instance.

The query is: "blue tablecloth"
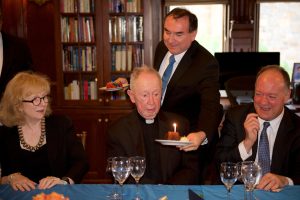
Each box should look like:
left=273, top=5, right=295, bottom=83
left=0, top=184, right=300, bottom=200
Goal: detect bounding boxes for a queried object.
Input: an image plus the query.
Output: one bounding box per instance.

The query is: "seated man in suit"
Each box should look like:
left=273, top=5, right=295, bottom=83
left=107, top=65, right=199, bottom=184
left=216, top=65, right=300, bottom=191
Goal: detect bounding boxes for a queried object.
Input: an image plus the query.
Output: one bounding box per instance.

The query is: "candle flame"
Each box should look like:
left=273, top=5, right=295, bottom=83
left=173, top=123, right=177, bottom=132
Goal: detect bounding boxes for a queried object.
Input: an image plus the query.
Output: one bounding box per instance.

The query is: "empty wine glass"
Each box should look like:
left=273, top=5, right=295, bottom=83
left=241, top=161, right=262, bottom=200
left=106, top=157, right=121, bottom=200
left=130, top=156, right=146, bottom=200
left=220, top=162, right=238, bottom=200
left=111, top=157, right=132, bottom=200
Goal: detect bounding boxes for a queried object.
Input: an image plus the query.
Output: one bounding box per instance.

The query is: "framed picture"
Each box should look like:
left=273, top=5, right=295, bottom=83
left=292, top=63, right=300, bottom=83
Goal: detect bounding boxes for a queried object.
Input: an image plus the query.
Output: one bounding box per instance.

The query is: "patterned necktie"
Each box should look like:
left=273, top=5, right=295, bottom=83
left=162, top=55, right=175, bottom=95
left=258, top=121, right=271, bottom=175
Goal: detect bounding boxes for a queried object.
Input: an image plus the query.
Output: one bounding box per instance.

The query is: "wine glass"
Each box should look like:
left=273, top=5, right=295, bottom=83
left=220, top=162, right=238, bottom=200
left=111, top=157, right=132, bottom=200
left=241, top=161, right=262, bottom=200
left=106, top=157, right=121, bottom=200
left=130, top=156, right=146, bottom=200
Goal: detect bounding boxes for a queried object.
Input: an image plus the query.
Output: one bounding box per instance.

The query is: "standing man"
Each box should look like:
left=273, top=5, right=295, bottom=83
left=154, top=8, right=222, bottom=183
left=154, top=8, right=222, bottom=151
left=0, top=5, right=33, bottom=97
left=216, top=65, right=300, bottom=190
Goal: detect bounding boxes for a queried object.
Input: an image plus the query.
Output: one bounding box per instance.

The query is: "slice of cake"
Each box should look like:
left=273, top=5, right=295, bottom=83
left=165, top=131, right=180, bottom=140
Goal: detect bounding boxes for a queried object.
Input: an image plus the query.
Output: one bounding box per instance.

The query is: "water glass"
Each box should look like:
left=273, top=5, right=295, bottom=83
left=130, top=156, right=146, bottom=200
left=220, top=162, right=238, bottom=200
left=106, top=157, right=121, bottom=200
left=241, top=161, right=262, bottom=200
left=111, top=157, right=132, bottom=200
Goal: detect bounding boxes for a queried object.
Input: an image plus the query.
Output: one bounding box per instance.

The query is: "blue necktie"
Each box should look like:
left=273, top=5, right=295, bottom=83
left=258, top=121, right=271, bottom=175
left=162, top=55, right=175, bottom=95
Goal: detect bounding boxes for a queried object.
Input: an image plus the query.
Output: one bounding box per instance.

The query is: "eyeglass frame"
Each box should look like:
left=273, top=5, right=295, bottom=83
left=22, top=95, right=50, bottom=106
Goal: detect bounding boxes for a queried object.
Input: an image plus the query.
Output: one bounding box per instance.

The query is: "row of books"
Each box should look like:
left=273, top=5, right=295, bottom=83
left=109, top=0, right=143, bottom=13
left=111, top=44, right=144, bottom=72
left=61, top=16, right=95, bottom=43
left=109, top=16, right=143, bottom=42
left=64, top=80, right=98, bottom=100
left=62, top=46, right=96, bottom=72
left=60, top=0, right=95, bottom=13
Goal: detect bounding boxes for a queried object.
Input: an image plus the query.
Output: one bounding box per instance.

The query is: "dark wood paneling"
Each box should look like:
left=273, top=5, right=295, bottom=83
left=27, top=2, right=56, bottom=81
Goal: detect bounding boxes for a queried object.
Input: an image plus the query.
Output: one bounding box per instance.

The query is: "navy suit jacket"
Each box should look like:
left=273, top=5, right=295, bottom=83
left=154, top=40, right=221, bottom=144
left=0, top=115, right=89, bottom=183
left=216, top=104, right=300, bottom=184
left=0, top=32, right=33, bottom=96
left=107, top=109, right=200, bottom=185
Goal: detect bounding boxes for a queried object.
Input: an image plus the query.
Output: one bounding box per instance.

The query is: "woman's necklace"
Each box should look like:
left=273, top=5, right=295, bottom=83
left=18, top=118, right=46, bottom=152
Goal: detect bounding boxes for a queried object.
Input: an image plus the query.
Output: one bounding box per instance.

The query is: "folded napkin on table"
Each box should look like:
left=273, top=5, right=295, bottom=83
left=188, top=189, right=204, bottom=200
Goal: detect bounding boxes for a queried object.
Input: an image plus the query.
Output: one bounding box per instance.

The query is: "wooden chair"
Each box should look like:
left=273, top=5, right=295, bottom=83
left=76, top=131, right=87, bottom=149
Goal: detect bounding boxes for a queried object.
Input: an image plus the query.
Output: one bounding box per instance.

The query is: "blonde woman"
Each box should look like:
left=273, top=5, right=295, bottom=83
left=0, top=71, right=89, bottom=191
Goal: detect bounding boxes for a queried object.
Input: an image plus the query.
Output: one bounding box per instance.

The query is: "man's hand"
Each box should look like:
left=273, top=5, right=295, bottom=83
left=243, top=113, right=260, bottom=152
left=114, top=77, right=128, bottom=85
left=256, top=173, right=288, bottom=191
left=179, top=131, right=206, bottom=151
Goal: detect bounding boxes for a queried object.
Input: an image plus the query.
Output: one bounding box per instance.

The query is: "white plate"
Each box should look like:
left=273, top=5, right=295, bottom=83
left=155, top=139, right=192, bottom=147
left=99, top=83, right=129, bottom=92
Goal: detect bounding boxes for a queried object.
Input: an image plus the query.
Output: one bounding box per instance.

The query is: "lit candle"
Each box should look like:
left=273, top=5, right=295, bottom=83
left=173, top=123, right=177, bottom=132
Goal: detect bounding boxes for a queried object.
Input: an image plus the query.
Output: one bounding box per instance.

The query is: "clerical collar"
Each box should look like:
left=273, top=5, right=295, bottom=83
left=145, top=119, right=154, bottom=124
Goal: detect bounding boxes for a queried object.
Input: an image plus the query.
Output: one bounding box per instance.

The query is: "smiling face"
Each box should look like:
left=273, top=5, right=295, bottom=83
left=128, top=71, right=162, bottom=120
left=163, top=15, right=197, bottom=55
left=254, top=69, right=291, bottom=121
left=21, top=91, right=49, bottom=122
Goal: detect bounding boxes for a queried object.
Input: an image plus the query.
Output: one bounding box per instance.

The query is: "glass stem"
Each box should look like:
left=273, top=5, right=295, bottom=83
left=136, top=180, right=140, bottom=197
left=120, top=184, right=124, bottom=200
left=112, top=179, right=118, bottom=195
left=244, top=190, right=253, bottom=200
left=227, top=191, right=231, bottom=200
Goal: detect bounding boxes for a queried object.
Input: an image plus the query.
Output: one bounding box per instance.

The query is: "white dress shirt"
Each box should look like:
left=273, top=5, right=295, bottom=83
left=238, top=109, right=293, bottom=184
left=158, top=51, right=186, bottom=103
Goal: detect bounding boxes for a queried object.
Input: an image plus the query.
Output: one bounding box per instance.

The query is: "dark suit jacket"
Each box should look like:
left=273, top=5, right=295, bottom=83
left=0, top=32, right=33, bottom=96
left=107, top=109, right=199, bottom=185
left=0, top=115, right=89, bottom=183
left=154, top=40, right=221, bottom=144
left=216, top=104, right=300, bottom=184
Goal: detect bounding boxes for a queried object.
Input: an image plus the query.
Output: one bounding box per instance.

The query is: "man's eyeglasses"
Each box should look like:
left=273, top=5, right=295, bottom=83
left=22, top=95, right=50, bottom=106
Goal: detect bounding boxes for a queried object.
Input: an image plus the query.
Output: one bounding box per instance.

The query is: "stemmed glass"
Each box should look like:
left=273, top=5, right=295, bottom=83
left=220, top=162, right=238, bottom=200
left=130, top=156, right=146, bottom=200
left=111, top=157, right=132, bottom=200
left=241, top=161, right=262, bottom=200
left=106, top=157, right=121, bottom=200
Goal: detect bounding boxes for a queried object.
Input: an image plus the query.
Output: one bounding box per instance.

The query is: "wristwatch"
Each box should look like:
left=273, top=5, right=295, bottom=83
left=61, top=177, right=70, bottom=185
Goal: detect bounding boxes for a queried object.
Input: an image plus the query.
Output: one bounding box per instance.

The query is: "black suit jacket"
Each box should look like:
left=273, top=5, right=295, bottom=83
left=216, top=104, right=300, bottom=184
left=0, top=115, right=89, bottom=183
left=0, top=32, right=33, bottom=96
left=107, top=109, right=199, bottom=185
left=154, top=40, right=221, bottom=144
